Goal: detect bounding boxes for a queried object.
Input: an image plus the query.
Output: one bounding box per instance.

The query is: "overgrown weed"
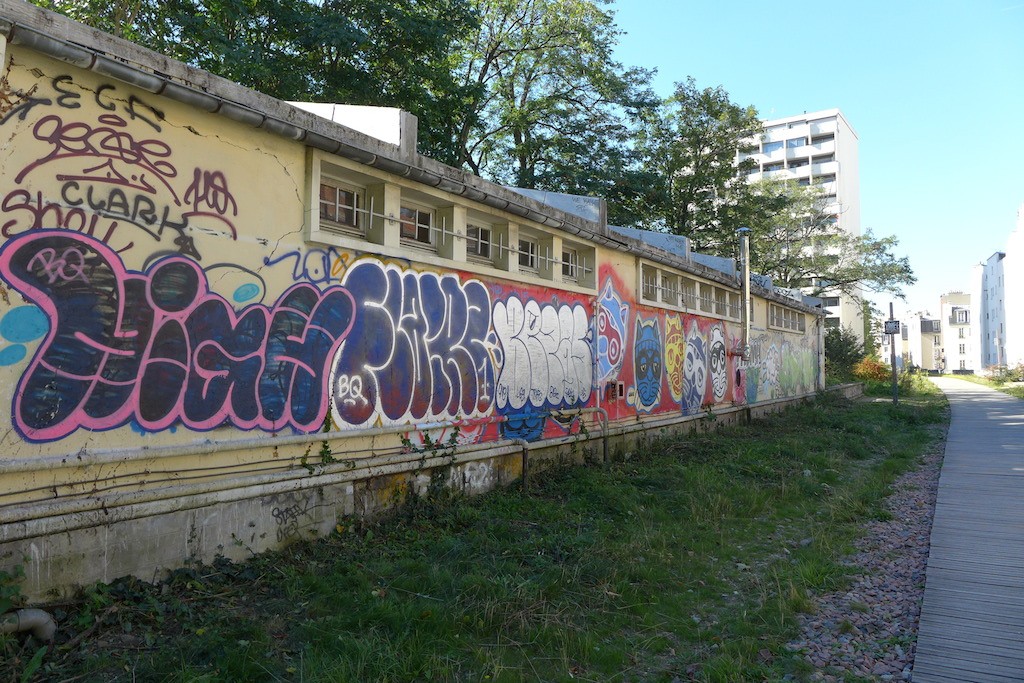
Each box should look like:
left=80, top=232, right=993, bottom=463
left=2, top=386, right=947, bottom=682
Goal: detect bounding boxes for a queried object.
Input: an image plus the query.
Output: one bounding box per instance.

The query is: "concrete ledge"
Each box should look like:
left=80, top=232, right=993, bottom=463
left=3, top=390, right=828, bottom=601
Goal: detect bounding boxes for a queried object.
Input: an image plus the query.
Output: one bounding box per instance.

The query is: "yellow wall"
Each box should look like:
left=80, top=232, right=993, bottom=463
left=0, top=44, right=822, bottom=596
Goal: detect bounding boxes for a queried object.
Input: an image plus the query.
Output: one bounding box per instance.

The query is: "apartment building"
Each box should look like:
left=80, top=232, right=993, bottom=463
left=740, top=109, right=863, bottom=340
left=974, top=203, right=1024, bottom=371
left=939, top=292, right=973, bottom=373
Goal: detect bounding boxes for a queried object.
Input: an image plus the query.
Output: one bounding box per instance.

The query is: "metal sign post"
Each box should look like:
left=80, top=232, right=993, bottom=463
left=886, top=302, right=899, bottom=405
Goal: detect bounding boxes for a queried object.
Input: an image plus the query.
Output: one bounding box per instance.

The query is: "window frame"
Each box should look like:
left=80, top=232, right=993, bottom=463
left=518, top=235, right=539, bottom=273
left=466, top=222, right=493, bottom=263
left=399, top=201, right=435, bottom=246
left=561, top=245, right=580, bottom=283
left=318, top=176, right=365, bottom=237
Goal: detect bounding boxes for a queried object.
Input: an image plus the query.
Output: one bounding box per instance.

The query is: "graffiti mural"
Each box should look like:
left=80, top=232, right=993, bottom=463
left=682, top=321, right=708, bottom=415
left=0, top=231, right=355, bottom=441
left=492, top=298, right=591, bottom=411
left=663, top=317, right=685, bottom=404
left=629, top=317, right=662, bottom=412
left=743, top=333, right=817, bottom=402
left=595, top=279, right=629, bottom=384
left=709, top=324, right=728, bottom=404
left=1, top=73, right=238, bottom=259
left=330, top=260, right=493, bottom=428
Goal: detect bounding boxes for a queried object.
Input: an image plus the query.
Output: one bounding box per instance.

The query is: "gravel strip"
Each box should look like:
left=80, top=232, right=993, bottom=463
left=784, top=418, right=946, bottom=682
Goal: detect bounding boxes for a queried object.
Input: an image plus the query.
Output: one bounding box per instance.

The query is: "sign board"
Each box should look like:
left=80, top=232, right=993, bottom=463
left=884, top=320, right=900, bottom=335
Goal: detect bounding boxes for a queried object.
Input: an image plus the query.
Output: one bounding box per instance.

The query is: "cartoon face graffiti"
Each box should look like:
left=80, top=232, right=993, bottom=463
left=596, top=279, right=629, bottom=383
left=709, top=325, right=728, bottom=403
left=682, top=323, right=707, bottom=415
left=632, top=318, right=662, bottom=411
left=663, top=316, right=685, bottom=403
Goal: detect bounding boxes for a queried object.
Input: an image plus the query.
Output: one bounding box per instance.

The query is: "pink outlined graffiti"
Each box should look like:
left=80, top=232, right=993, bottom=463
left=0, top=231, right=355, bottom=442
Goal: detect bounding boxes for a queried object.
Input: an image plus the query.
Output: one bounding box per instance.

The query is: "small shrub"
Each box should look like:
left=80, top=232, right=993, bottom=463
left=824, top=326, right=865, bottom=384
left=852, top=357, right=890, bottom=382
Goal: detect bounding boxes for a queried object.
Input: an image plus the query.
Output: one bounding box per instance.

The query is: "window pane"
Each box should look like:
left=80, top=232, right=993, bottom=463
left=562, top=249, right=578, bottom=279
left=519, top=239, right=537, bottom=269
left=762, top=140, right=783, bottom=153
left=401, top=206, right=432, bottom=243
left=468, top=225, right=491, bottom=259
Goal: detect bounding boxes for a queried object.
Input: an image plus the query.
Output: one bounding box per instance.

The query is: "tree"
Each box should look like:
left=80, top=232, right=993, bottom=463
left=633, top=78, right=762, bottom=252
left=31, top=0, right=479, bottom=155
left=824, top=325, right=866, bottom=382
left=444, top=0, right=657, bottom=194
left=745, top=179, right=916, bottom=303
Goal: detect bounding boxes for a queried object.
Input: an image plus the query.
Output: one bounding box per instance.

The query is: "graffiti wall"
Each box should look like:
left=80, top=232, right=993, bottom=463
left=0, top=48, right=820, bottom=459
left=0, top=19, right=827, bottom=598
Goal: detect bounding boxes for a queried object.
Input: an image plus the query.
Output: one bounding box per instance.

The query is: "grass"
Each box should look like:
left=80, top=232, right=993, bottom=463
left=945, top=371, right=1024, bottom=399
left=2, top=382, right=947, bottom=683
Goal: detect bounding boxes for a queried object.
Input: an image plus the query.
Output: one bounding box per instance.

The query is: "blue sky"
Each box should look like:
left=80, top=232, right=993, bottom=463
left=609, top=0, right=1024, bottom=316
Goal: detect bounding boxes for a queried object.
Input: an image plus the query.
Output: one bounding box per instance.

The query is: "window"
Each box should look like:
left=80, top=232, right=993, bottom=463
left=466, top=224, right=492, bottom=261
left=714, top=287, right=728, bottom=316
left=814, top=174, right=836, bottom=185
left=960, top=360, right=966, bottom=370
left=763, top=162, right=784, bottom=172
left=699, top=283, right=714, bottom=313
left=786, top=137, right=807, bottom=148
left=812, top=153, right=834, bottom=164
left=934, top=336, right=940, bottom=345
left=959, top=328, right=965, bottom=339
left=641, top=265, right=658, bottom=301
left=728, top=292, right=741, bottom=319
left=681, top=278, right=697, bottom=308
left=400, top=204, right=433, bottom=244
left=661, top=273, right=679, bottom=306
left=518, top=237, right=538, bottom=272
left=562, top=247, right=580, bottom=282
left=956, top=309, right=969, bottom=324
left=821, top=296, right=840, bottom=308
left=319, top=178, right=362, bottom=235
left=762, top=140, right=783, bottom=154
left=771, top=304, right=806, bottom=332
left=959, top=344, right=966, bottom=354
left=796, top=178, right=810, bottom=186
left=788, top=158, right=808, bottom=169
left=810, top=133, right=834, bottom=145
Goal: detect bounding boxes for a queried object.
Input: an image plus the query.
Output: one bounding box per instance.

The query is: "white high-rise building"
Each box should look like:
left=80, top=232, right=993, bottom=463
left=740, top=109, right=863, bottom=339
left=972, top=204, right=1024, bottom=370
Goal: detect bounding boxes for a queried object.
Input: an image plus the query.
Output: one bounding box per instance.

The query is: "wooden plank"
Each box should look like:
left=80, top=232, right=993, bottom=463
left=914, top=378, right=1024, bottom=682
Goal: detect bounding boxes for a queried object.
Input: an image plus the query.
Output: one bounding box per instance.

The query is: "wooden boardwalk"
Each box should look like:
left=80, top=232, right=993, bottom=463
left=914, top=378, right=1024, bottom=683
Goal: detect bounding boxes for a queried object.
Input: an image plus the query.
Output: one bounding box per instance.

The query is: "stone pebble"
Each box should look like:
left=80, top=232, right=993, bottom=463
left=785, top=430, right=943, bottom=682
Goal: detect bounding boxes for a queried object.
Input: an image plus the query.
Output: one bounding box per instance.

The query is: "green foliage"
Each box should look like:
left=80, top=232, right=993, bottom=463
left=11, top=393, right=947, bottom=682
left=742, top=178, right=916, bottom=302
left=633, top=77, right=763, bottom=252
left=33, top=0, right=479, bottom=158
left=448, top=0, right=657, bottom=195
left=824, top=326, right=865, bottom=383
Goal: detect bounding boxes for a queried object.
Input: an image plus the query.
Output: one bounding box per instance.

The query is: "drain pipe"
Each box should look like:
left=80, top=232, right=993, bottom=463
left=0, top=609, right=57, bottom=641
left=737, top=227, right=752, bottom=360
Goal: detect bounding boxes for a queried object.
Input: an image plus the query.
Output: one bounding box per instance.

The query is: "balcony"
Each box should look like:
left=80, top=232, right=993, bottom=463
left=810, top=160, right=839, bottom=177
left=809, top=119, right=838, bottom=136
left=808, top=139, right=836, bottom=155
